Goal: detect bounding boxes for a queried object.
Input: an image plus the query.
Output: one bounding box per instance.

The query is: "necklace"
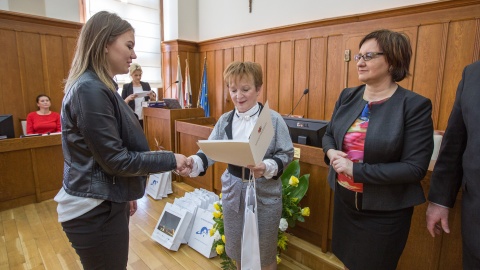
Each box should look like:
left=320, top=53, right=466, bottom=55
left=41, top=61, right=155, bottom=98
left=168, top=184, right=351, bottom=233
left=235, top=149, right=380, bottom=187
left=235, top=106, right=260, bottom=121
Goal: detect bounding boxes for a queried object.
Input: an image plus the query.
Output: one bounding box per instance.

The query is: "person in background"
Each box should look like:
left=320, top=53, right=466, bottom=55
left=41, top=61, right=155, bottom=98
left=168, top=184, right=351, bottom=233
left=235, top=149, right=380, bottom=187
left=26, top=94, right=61, bottom=134
left=426, top=60, right=480, bottom=269
left=54, top=11, right=189, bottom=269
left=180, top=61, right=294, bottom=270
left=322, top=29, right=433, bottom=270
left=122, top=63, right=156, bottom=127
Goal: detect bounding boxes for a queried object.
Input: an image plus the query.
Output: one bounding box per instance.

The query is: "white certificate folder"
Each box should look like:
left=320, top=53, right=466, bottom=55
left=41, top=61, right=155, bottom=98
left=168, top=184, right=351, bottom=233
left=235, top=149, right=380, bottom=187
left=197, top=101, right=274, bottom=167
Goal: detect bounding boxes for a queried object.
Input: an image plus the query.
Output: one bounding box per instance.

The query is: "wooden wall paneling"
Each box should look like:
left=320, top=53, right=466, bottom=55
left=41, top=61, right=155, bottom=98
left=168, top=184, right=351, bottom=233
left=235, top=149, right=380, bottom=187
left=19, top=32, right=46, bottom=115
left=396, top=27, right=419, bottom=91
left=307, top=37, right=327, bottom=120
left=254, top=44, right=267, bottom=104
left=0, top=29, right=24, bottom=136
left=292, top=39, right=309, bottom=117
left=474, top=18, right=480, bottom=62
left=223, top=48, right=234, bottom=113
left=206, top=51, right=216, bottom=118
left=63, top=36, right=78, bottom=78
left=43, top=35, right=67, bottom=113
left=278, top=41, right=293, bottom=115
left=266, top=43, right=280, bottom=111
left=214, top=50, right=224, bottom=116
left=344, top=33, right=364, bottom=89
left=233, top=47, right=243, bottom=61
left=324, top=35, right=344, bottom=121
left=437, top=19, right=477, bottom=130
left=243, top=45, right=254, bottom=62
left=412, top=23, right=447, bottom=129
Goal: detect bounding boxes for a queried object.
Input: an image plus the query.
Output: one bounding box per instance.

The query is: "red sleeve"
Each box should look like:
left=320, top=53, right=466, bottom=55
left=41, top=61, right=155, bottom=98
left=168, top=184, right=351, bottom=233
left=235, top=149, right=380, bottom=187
left=55, top=112, right=61, bottom=132
left=26, top=112, right=36, bottom=134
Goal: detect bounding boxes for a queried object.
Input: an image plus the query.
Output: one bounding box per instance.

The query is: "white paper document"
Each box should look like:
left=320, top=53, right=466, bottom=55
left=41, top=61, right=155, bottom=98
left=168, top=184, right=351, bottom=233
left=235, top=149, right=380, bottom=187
left=135, top=91, right=151, bottom=98
left=197, top=101, right=274, bottom=167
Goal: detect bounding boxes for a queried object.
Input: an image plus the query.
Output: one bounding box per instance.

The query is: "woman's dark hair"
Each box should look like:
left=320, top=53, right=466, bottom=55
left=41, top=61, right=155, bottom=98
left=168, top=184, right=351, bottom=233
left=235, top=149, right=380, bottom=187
left=359, top=29, right=412, bottom=82
left=36, top=94, right=50, bottom=103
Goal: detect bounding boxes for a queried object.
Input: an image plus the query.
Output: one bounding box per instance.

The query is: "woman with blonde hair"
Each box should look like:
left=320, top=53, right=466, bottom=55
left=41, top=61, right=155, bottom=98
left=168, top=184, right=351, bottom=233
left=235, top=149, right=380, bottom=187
left=122, top=63, right=156, bottom=127
left=55, top=11, right=189, bottom=269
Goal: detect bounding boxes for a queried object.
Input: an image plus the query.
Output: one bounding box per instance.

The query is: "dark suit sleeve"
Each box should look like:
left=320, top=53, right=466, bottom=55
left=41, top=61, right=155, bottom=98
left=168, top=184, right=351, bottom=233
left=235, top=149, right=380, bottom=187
left=322, top=89, right=346, bottom=165
left=428, top=68, right=468, bottom=208
left=121, top=83, right=129, bottom=99
left=354, top=96, right=434, bottom=185
left=142, top=81, right=152, bottom=101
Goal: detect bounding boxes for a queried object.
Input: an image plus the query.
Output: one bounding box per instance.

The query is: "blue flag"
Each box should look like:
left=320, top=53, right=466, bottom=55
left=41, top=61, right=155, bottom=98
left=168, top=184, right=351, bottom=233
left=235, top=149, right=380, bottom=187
left=199, top=60, right=210, bottom=117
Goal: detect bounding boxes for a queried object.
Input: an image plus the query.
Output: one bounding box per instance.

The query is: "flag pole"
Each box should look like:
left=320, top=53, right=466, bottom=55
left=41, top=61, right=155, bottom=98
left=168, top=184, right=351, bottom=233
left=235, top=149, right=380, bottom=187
left=197, top=56, right=207, bottom=108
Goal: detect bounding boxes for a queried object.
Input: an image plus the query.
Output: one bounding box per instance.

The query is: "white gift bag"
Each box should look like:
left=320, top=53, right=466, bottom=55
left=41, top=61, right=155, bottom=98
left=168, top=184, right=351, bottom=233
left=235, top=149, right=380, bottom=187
left=241, top=175, right=261, bottom=270
left=173, top=198, right=198, bottom=244
left=187, top=208, right=217, bottom=258
left=146, top=172, right=171, bottom=200
left=151, top=202, right=192, bottom=251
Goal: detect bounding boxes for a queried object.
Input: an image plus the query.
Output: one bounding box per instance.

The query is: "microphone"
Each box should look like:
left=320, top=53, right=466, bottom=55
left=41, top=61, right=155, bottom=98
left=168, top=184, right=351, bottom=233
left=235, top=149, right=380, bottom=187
left=164, top=80, right=179, bottom=97
left=287, top=89, right=309, bottom=117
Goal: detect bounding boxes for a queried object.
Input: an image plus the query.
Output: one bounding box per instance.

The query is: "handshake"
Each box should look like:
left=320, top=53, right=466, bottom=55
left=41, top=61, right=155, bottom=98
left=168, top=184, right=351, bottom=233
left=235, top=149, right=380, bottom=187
left=174, top=154, right=194, bottom=177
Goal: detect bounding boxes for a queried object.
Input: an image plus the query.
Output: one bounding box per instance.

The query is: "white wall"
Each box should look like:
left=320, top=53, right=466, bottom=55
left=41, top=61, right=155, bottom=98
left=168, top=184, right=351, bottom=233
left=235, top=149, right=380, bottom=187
left=197, top=0, right=440, bottom=41
left=45, top=0, right=79, bottom=21
left=0, top=0, right=79, bottom=21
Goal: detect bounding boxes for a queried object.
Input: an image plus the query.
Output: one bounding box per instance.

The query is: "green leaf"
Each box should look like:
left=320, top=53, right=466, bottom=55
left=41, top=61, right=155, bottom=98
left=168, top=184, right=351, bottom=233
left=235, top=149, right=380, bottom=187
left=281, top=160, right=300, bottom=186
left=289, top=174, right=310, bottom=201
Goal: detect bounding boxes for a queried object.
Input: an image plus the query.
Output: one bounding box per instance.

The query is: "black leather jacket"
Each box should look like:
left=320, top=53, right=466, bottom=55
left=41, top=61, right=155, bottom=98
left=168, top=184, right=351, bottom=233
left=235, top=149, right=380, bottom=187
left=61, top=69, right=176, bottom=202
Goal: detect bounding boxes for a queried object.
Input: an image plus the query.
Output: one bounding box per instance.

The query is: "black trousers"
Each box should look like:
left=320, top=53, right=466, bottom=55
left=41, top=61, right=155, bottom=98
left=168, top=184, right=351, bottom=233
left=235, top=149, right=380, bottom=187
left=62, top=201, right=130, bottom=270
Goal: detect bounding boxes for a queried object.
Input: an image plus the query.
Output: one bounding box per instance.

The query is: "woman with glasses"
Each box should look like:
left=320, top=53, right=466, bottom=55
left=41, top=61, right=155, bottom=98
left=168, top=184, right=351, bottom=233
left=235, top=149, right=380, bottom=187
left=122, top=63, right=156, bottom=127
left=322, top=29, right=433, bottom=270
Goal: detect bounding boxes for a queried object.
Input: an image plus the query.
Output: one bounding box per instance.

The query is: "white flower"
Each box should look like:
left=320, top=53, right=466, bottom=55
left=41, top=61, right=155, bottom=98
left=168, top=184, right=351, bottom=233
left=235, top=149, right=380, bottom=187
left=279, top=218, right=288, bottom=231
left=213, top=230, right=221, bottom=241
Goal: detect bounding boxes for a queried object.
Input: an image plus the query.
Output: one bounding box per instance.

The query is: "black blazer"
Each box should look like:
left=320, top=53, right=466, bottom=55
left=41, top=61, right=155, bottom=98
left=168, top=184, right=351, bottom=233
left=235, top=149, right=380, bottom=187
left=323, top=85, right=434, bottom=211
left=428, top=61, right=480, bottom=251
left=121, top=81, right=151, bottom=111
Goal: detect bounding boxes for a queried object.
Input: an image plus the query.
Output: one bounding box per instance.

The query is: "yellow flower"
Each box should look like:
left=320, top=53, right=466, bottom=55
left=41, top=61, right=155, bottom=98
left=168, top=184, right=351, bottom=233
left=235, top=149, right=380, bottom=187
left=288, top=176, right=299, bottom=187
left=222, top=234, right=226, bottom=244
left=301, top=207, right=310, bottom=217
left=213, top=211, right=222, bottom=219
left=209, top=228, right=216, bottom=236
left=278, top=236, right=287, bottom=250
left=216, top=244, right=224, bottom=255
left=213, top=202, right=221, bottom=211
left=276, top=255, right=282, bottom=264
left=219, top=193, right=222, bottom=199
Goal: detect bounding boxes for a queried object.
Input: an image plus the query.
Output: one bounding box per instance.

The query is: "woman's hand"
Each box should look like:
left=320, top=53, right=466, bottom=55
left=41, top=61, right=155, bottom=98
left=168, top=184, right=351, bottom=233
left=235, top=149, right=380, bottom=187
left=331, top=156, right=353, bottom=177
left=247, top=162, right=266, bottom=179
left=148, top=91, right=157, bottom=101
left=327, top=149, right=347, bottom=164
left=177, top=156, right=194, bottom=177
left=129, top=200, right=137, bottom=216
left=125, top=93, right=137, bottom=103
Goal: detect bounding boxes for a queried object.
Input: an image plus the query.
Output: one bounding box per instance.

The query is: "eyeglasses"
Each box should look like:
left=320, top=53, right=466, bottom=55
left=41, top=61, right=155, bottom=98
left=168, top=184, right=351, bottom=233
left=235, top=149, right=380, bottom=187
left=354, top=52, right=384, bottom=62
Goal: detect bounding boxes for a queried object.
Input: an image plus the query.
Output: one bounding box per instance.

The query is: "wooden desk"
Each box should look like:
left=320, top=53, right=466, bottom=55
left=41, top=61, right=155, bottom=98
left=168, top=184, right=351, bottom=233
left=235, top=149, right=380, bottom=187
left=143, top=107, right=205, bottom=151
left=0, top=134, right=63, bottom=211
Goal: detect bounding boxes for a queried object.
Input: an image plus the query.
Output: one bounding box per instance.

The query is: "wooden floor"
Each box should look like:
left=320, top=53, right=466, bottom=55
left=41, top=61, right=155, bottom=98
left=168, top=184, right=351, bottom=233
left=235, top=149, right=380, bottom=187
left=0, top=193, right=309, bottom=270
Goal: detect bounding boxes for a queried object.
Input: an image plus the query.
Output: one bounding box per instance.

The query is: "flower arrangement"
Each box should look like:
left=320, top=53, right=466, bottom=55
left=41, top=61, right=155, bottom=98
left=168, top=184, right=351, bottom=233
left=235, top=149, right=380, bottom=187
left=277, top=159, right=310, bottom=263
left=211, top=160, right=310, bottom=269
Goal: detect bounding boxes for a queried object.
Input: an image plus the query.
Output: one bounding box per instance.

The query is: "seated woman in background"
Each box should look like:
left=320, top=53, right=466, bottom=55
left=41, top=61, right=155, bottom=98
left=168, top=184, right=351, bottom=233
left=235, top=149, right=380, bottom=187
left=26, top=94, right=61, bottom=134
left=121, top=63, right=156, bottom=127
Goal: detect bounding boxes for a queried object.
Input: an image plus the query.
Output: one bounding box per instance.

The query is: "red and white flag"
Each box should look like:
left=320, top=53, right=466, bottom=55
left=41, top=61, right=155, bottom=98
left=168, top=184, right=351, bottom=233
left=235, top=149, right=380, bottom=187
left=184, top=59, right=192, bottom=108
left=176, top=55, right=184, bottom=108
